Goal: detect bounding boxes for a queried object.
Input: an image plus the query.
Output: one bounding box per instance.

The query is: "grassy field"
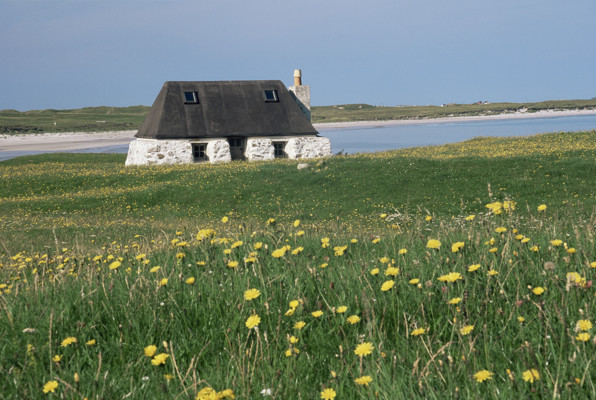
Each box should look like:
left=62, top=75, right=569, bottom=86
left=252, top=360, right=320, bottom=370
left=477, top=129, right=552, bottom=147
left=1, top=99, right=595, bottom=133
left=0, top=132, right=594, bottom=399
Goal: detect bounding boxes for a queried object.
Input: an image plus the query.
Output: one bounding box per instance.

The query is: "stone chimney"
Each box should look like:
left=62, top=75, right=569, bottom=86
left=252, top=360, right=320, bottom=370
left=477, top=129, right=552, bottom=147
left=288, top=69, right=311, bottom=121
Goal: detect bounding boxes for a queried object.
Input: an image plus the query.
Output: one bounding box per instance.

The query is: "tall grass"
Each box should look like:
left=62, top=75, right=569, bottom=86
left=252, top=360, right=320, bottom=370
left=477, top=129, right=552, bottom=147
left=0, top=132, right=594, bottom=399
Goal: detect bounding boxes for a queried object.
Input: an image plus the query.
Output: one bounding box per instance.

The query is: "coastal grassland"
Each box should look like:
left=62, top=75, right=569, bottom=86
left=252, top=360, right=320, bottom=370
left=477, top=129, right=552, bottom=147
left=311, top=99, right=596, bottom=123
left=0, top=106, right=149, bottom=134
left=0, top=131, right=594, bottom=399
left=2, top=99, right=596, bottom=133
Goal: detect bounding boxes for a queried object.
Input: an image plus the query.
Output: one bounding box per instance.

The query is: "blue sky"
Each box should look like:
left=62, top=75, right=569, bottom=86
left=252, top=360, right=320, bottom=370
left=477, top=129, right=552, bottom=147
left=1, top=0, right=595, bottom=110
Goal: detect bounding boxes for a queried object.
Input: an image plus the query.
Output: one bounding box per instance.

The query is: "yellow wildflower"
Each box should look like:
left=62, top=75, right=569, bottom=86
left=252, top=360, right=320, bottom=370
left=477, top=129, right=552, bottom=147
left=244, top=288, right=261, bottom=301
left=381, top=280, right=395, bottom=291
left=576, top=320, right=593, bottom=331
left=468, top=264, right=481, bottom=272
left=311, top=310, right=324, bottom=318
left=473, top=370, right=493, bottom=382
left=151, top=353, right=169, bottom=366
left=522, top=369, right=540, bottom=383
left=576, top=332, right=591, bottom=342
left=61, top=337, right=77, bottom=347
left=451, top=241, right=465, bottom=252
left=411, top=328, right=426, bottom=336
left=460, top=325, right=474, bottom=335
left=42, top=380, right=59, bottom=394
left=532, top=287, right=545, bottom=295
left=354, top=342, right=374, bottom=357
left=245, top=314, right=261, bottom=329
left=336, top=306, right=347, bottom=314
left=409, top=278, right=420, bottom=285
left=144, top=345, right=157, bottom=357
left=294, top=321, right=306, bottom=330
left=346, top=315, right=361, bottom=324
left=449, top=297, right=462, bottom=304
left=320, top=388, right=336, bottom=400
left=537, top=204, right=547, bottom=211
left=354, top=375, right=373, bottom=386
left=437, top=272, right=462, bottom=283
left=185, top=277, right=195, bottom=285
left=108, top=261, right=121, bottom=270
left=426, top=239, right=441, bottom=249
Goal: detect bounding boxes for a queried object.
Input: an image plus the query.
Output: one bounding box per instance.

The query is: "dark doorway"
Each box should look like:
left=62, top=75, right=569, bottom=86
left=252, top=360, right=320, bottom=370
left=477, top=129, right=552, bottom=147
left=228, top=137, right=245, bottom=160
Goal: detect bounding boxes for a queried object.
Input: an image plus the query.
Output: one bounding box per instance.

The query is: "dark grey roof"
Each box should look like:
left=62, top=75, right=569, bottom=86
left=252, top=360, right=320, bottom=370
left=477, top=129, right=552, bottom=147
left=135, top=80, right=318, bottom=139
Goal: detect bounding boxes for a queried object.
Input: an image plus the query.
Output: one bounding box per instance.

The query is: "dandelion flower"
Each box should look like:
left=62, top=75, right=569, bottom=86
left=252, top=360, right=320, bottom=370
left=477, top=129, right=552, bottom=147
left=460, top=325, right=474, bottom=335
left=227, top=261, right=239, bottom=268
left=451, top=242, right=465, bottom=253
left=411, top=328, right=426, bottom=336
left=61, top=337, right=77, bottom=347
left=291, top=247, right=304, bottom=255
left=518, top=316, right=525, bottom=323
left=354, top=342, right=374, bottom=357
left=320, top=388, right=336, bottom=400
left=221, top=216, right=228, bottom=223
left=285, top=308, right=295, bottom=316
left=108, top=261, right=121, bottom=270
left=346, top=315, right=361, bottom=324
left=254, top=242, right=263, bottom=250
left=425, top=215, right=433, bottom=221
left=437, top=272, right=462, bottom=283
left=384, top=266, right=399, bottom=276
left=144, top=345, right=157, bottom=357
left=409, top=278, right=420, bottom=285
left=465, top=215, right=475, bottom=221
left=550, top=239, right=563, bottom=246
left=372, top=238, right=380, bottom=244
left=149, top=266, right=161, bottom=273
left=468, top=264, right=481, bottom=272
left=381, top=280, right=395, bottom=291
left=354, top=375, right=373, bottom=386
left=86, top=339, right=96, bottom=346
left=487, top=269, right=498, bottom=276
left=522, top=369, right=540, bottom=383
left=532, top=287, right=545, bottom=295
left=473, top=370, right=493, bottom=382
left=244, top=288, right=261, bottom=301
left=185, top=277, right=195, bottom=285
left=52, top=355, right=62, bottom=362
left=530, top=245, right=539, bottom=252
left=399, top=248, right=408, bottom=254
left=576, top=332, right=591, bottom=342
left=42, top=380, right=59, bottom=394
left=370, top=268, right=379, bottom=275
left=495, top=227, right=507, bottom=233
left=576, top=320, right=592, bottom=332
left=449, top=297, right=462, bottom=304
left=159, top=278, right=168, bottom=286
left=271, top=248, right=286, bottom=258
left=319, top=263, right=328, bottom=268
left=245, top=314, right=261, bottom=329
left=336, top=306, right=347, bottom=314
left=289, top=300, right=300, bottom=308
left=537, top=204, right=547, bottom=211
left=293, top=219, right=300, bottom=227
left=426, top=239, right=441, bottom=249
left=321, top=238, right=330, bottom=248
left=151, top=353, right=169, bottom=366
left=311, top=310, right=324, bottom=318
left=294, top=321, right=306, bottom=330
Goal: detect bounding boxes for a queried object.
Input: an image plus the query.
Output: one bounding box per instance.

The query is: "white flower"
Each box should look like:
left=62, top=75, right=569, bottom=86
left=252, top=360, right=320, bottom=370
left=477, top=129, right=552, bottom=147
left=261, top=388, right=272, bottom=396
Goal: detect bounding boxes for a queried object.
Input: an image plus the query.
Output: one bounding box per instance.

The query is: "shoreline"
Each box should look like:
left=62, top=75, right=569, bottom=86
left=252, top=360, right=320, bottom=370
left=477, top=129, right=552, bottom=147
left=1, top=109, right=596, bottom=153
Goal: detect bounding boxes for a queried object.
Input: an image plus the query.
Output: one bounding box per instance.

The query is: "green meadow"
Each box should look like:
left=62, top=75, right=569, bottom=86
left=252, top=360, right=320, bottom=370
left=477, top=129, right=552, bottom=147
left=0, top=131, right=594, bottom=399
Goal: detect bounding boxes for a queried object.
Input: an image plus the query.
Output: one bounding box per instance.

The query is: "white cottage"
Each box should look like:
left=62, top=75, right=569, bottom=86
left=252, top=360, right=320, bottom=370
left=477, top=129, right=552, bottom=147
left=125, top=70, right=331, bottom=165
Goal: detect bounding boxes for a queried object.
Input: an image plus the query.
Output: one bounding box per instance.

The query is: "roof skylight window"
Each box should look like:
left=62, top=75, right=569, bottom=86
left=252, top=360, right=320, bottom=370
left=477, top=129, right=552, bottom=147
left=184, top=91, right=199, bottom=104
left=263, top=90, right=279, bottom=103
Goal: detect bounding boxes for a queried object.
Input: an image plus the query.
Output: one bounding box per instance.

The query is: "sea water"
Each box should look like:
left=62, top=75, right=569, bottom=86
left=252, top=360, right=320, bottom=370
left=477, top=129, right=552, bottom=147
left=1, top=115, right=596, bottom=161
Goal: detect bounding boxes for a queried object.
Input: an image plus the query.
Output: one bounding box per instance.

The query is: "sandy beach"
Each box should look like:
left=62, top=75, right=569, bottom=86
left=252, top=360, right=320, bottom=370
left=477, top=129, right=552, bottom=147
left=1, top=109, right=596, bottom=153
